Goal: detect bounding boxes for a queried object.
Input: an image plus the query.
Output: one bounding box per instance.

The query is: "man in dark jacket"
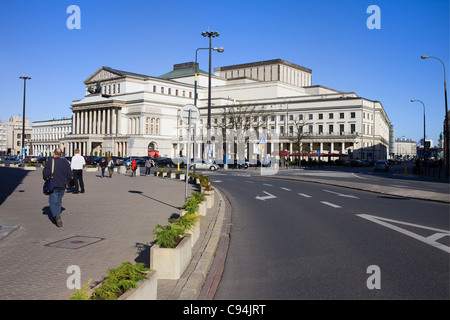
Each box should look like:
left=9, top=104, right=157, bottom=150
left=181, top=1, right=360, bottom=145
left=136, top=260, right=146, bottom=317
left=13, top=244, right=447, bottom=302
left=43, top=148, right=72, bottom=227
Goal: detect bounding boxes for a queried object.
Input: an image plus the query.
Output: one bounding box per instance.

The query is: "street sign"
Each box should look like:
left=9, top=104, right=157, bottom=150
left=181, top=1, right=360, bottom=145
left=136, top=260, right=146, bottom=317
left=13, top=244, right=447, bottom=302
left=180, top=104, right=199, bottom=125
left=259, top=137, right=266, bottom=145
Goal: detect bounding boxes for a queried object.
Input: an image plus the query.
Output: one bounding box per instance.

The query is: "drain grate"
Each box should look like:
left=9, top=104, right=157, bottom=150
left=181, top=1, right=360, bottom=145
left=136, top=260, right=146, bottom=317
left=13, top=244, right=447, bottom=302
left=46, top=236, right=105, bottom=249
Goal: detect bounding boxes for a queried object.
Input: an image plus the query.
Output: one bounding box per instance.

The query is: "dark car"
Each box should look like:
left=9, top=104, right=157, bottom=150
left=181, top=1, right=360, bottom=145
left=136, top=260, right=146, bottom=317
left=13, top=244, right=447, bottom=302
left=157, top=157, right=175, bottom=168
left=84, top=155, right=96, bottom=164
left=374, top=160, right=389, bottom=172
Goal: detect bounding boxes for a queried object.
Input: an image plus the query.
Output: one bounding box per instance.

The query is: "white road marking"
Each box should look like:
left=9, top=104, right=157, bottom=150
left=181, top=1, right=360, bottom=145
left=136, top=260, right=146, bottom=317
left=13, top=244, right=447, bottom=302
left=263, top=183, right=273, bottom=186
left=352, top=173, right=369, bottom=179
left=298, top=193, right=312, bottom=198
left=321, top=201, right=341, bottom=208
left=357, top=214, right=450, bottom=253
left=323, top=189, right=359, bottom=199
left=255, top=191, right=277, bottom=201
left=280, top=187, right=291, bottom=191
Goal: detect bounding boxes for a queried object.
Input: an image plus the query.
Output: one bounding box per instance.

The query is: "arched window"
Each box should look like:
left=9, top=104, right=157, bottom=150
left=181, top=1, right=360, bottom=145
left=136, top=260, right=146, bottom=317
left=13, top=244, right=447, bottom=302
left=155, top=118, right=160, bottom=135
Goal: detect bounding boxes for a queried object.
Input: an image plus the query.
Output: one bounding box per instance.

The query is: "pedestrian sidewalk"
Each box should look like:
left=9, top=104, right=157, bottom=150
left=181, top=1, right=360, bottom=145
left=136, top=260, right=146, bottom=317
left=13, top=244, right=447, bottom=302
left=0, top=166, right=225, bottom=300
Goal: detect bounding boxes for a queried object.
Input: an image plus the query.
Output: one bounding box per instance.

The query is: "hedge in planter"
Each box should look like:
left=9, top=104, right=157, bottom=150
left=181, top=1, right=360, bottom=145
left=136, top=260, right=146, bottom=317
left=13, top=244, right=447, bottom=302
left=69, top=262, right=151, bottom=300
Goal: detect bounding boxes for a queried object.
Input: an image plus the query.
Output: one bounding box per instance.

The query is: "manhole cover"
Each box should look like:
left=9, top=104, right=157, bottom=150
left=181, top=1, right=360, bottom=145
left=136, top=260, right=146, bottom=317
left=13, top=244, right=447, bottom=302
left=46, top=236, right=105, bottom=249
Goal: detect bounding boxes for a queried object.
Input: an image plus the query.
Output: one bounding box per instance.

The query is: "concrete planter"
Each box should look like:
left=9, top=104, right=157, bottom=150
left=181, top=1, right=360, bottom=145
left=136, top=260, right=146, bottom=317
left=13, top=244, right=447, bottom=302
left=186, top=221, right=200, bottom=248
left=168, top=173, right=176, bottom=179
left=176, top=173, right=185, bottom=181
left=24, top=166, right=37, bottom=171
left=119, top=166, right=127, bottom=174
left=85, top=166, right=98, bottom=172
left=117, top=270, right=158, bottom=300
left=203, top=190, right=215, bottom=209
left=197, top=201, right=207, bottom=216
left=150, top=234, right=192, bottom=280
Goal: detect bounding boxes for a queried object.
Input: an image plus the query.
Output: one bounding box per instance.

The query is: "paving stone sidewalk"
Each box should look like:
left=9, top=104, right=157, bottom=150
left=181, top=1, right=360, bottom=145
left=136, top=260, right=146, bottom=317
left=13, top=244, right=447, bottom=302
left=0, top=166, right=221, bottom=300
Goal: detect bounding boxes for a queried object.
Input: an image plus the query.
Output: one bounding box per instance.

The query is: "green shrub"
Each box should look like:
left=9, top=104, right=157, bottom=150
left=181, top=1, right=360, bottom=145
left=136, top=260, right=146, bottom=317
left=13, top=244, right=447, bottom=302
left=152, top=223, right=186, bottom=248
left=91, top=262, right=149, bottom=300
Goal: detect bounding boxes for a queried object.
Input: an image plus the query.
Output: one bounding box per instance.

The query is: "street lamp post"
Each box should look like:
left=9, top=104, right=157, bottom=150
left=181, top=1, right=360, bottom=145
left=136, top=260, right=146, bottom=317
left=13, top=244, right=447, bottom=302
left=19, top=76, right=31, bottom=159
left=194, top=46, right=224, bottom=161
left=421, top=55, right=448, bottom=178
left=201, top=30, right=220, bottom=160
left=410, top=99, right=426, bottom=148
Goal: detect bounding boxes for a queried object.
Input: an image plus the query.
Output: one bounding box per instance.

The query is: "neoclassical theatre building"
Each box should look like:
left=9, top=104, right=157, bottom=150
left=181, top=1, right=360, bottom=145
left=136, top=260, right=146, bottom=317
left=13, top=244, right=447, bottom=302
left=62, top=59, right=390, bottom=161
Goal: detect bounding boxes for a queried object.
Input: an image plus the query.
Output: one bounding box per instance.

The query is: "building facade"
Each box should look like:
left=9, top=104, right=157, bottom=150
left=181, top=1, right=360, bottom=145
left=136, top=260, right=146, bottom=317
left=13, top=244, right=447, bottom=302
left=63, top=59, right=391, bottom=161
left=31, top=117, right=72, bottom=156
left=0, top=116, right=32, bottom=156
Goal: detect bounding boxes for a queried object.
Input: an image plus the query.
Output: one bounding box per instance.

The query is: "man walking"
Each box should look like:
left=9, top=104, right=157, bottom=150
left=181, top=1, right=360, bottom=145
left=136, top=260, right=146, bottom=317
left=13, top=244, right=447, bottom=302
left=43, top=148, right=72, bottom=227
left=71, top=149, right=86, bottom=193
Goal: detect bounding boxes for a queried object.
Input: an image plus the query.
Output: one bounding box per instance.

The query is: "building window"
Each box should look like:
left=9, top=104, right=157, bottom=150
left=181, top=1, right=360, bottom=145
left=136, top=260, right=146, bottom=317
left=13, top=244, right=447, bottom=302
left=340, top=124, right=345, bottom=134
left=318, top=125, right=323, bottom=134
left=117, top=83, right=120, bottom=93
left=155, top=118, right=160, bottom=135
left=289, top=114, right=294, bottom=121
left=161, top=87, right=164, bottom=94
left=329, top=113, right=334, bottom=119
left=308, top=125, right=313, bottom=133
left=329, top=125, right=334, bottom=133
left=309, top=114, right=313, bottom=120
left=351, top=112, right=356, bottom=118
left=299, top=114, right=303, bottom=121
left=108, top=85, right=111, bottom=95
left=168, top=88, right=171, bottom=95
left=189, top=92, right=192, bottom=98
left=176, top=89, right=179, bottom=96
left=340, top=113, right=344, bottom=119
left=280, top=115, right=285, bottom=121
left=318, top=113, right=323, bottom=120
left=153, top=86, right=157, bottom=92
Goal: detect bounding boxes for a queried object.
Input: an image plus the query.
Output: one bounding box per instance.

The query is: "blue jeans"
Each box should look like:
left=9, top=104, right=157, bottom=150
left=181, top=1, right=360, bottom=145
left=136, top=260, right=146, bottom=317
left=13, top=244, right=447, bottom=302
left=49, top=188, right=65, bottom=219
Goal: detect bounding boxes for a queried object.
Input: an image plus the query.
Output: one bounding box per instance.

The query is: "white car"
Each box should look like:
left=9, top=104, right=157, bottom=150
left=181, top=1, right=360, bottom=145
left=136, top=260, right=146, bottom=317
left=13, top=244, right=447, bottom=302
left=189, top=160, right=219, bottom=171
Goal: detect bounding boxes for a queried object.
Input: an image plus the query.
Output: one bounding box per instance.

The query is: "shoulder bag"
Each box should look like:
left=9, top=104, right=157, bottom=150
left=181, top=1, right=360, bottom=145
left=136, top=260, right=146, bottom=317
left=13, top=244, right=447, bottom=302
left=43, top=159, right=55, bottom=195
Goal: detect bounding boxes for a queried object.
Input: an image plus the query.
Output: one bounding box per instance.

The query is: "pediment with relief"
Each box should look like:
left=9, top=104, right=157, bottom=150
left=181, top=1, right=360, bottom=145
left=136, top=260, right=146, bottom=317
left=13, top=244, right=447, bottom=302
left=84, top=67, right=124, bottom=84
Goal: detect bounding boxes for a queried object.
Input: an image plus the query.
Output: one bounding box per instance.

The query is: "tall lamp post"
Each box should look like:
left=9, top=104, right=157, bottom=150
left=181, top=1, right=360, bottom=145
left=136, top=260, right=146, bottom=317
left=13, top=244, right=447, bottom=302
left=421, top=55, right=448, bottom=178
left=410, top=99, right=426, bottom=149
left=201, top=30, right=220, bottom=160
left=19, top=76, right=31, bottom=159
left=194, top=46, right=224, bottom=160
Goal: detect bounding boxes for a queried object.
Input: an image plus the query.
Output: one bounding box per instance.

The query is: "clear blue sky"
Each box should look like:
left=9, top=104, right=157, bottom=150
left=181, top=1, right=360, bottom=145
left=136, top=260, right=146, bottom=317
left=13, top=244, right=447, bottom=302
left=0, top=0, right=448, bottom=145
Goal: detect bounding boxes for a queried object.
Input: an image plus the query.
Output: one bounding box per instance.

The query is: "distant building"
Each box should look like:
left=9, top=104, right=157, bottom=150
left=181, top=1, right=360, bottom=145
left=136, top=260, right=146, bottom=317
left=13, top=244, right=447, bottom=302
left=31, top=117, right=72, bottom=156
left=395, top=138, right=417, bottom=158
left=0, top=116, right=32, bottom=156
left=62, top=59, right=391, bottom=161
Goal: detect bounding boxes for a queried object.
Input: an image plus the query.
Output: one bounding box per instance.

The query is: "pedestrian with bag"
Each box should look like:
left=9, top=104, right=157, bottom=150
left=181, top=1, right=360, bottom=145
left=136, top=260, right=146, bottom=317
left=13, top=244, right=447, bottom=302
left=99, top=157, right=107, bottom=178
left=42, top=148, right=72, bottom=227
left=145, top=158, right=152, bottom=176
left=70, top=149, right=86, bottom=193
left=131, top=158, right=137, bottom=177
left=107, top=156, right=115, bottom=178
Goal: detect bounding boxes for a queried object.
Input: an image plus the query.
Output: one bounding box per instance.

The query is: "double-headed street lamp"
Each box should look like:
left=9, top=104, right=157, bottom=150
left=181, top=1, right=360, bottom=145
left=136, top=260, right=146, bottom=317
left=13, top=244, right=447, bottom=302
left=202, top=30, right=220, bottom=160
left=19, top=76, right=31, bottom=159
left=421, top=55, right=448, bottom=177
left=194, top=46, right=224, bottom=161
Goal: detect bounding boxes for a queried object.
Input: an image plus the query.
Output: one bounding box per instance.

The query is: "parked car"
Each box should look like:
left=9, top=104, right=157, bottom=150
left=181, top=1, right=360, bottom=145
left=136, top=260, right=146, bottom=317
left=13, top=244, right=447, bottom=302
left=189, top=160, right=219, bottom=171
left=84, top=156, right=96, bottom=164
left=374, top=160, right=389, bottom=172
left=156, top=157, right=175, bottom=168
left=124, top=157, right=146, bottom=167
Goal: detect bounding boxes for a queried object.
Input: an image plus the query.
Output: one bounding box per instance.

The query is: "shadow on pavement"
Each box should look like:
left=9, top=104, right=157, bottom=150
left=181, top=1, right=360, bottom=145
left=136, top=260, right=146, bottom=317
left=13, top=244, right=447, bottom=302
left=0, top=167, right=29, bottom=206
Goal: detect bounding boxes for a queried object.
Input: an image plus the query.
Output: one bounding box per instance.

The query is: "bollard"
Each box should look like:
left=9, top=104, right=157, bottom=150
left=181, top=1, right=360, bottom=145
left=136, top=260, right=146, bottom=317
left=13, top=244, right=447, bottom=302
left=404, top=165, right=407, bottom=176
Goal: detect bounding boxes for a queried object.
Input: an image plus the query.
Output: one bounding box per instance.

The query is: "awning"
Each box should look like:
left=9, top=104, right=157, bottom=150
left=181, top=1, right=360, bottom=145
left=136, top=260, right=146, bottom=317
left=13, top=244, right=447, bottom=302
left=148, top=150, right=160, bottom=158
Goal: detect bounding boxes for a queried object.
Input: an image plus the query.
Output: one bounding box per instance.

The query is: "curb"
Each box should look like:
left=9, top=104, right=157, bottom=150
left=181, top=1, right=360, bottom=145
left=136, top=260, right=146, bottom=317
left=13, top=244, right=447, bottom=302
left=176, top=188, right=227, bottom=300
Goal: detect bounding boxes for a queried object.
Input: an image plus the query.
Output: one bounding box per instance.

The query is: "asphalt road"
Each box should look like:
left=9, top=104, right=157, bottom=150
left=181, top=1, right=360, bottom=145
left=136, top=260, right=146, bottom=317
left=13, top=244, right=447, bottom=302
left=206, top=170, right=449, bottom=299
